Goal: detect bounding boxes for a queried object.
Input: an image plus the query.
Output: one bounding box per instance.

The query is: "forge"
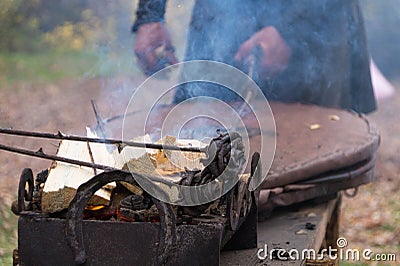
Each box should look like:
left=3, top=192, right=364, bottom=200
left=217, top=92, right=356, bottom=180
left=5, top=121, right=259, bottom=265
left=1, top=101, right=379, bottom=265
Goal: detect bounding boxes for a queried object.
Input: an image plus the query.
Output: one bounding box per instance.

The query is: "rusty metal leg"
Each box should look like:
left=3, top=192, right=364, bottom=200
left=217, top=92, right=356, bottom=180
left=153, top=199, right=177, bottom=265
left=223, top=191, right=258, bottom=250
left=324, top=194, right=341, bottom=250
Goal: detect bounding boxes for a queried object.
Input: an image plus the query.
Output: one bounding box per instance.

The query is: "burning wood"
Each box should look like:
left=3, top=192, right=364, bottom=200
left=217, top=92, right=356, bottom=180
left=0, top=126, right=206, bottom=213
left=40, top=129, right=205, bottom=213
left=10, top=125, right=257, bottom=265
left=2, top=124, right=249, bottom=224
left=124, top=136, right=206, bottom=178
left=41, top=128, right=120, bottom=213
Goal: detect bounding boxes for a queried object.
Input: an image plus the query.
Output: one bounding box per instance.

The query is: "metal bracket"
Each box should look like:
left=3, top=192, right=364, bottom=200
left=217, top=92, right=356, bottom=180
left=13, top=168, right=34, bottom=215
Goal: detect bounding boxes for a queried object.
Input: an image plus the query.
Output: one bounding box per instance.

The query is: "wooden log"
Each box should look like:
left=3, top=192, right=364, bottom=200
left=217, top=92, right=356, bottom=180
left=123, top=136, right=206, bottom=181
left=41, top=130, right=206, bottom=213
left=41, top=128, right=120, bottom=213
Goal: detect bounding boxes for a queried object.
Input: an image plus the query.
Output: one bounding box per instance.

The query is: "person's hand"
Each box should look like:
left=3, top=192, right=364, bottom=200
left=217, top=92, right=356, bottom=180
left=134, top=22, right=178, bottom=76
left=235, top=26, right=291, bottom=78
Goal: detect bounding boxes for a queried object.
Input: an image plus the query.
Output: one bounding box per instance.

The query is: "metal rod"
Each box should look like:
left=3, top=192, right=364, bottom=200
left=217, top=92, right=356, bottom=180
left=0, top=143, right=185, bottom=187
left=86, top=141, right=97, bottom=175
left=101, top=104, right=169, bottom=125
left=0, top=143, right=112, bottom=170
left=90, top=99, right=107, bottom=139
left=90, top=99, right=113, bottom=153
left=103, top=110, right=140, bottom=124
left=0, top=128, right=204, bottom=153
left=237, top=55, right=255, bottom=117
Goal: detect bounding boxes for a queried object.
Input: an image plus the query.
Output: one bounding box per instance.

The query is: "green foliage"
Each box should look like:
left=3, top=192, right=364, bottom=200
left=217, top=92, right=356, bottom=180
left=0, top=51, right=140, bottom=85
left=0, top=0, right=192, bottom=85
left=0, top=0, right=192, bottom=55
left=42, top=9, right=101, bottom=52
left=0, top=0, right=136, bottom=53
left=0, top=201, right=17, bottom=265
left=0, top=51, right=97, bottom=85
left=0, top=0, right=42, bottom=51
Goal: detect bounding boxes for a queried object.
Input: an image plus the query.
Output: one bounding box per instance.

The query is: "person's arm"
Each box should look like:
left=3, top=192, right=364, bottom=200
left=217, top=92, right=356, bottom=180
left=234, top=0, right=335, bottom=78
left=234, top=26, right=291, bottom=78
left=132, top=0, right=177, bottom=76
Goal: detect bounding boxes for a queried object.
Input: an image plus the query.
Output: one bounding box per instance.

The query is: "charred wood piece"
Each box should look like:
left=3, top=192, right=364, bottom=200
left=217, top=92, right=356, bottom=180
left=117, top=194, right=153, bottom=222
left=179, top=131, right=246, bottom=217
left=119, top=194, right=151, bottom=211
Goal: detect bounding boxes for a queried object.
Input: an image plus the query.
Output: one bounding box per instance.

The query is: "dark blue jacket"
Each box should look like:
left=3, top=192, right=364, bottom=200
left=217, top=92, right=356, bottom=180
left=133, top=0, right=376, bottom=113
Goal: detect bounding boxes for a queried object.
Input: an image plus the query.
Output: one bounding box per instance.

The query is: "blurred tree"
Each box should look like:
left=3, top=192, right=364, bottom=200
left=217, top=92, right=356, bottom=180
left=34, top=0, right=90, bottom=32
left=0, top=0, right=42, bottom=51
left=42, top=9, right=101, bottom=51
left=0, top=0, right=134, bottom=53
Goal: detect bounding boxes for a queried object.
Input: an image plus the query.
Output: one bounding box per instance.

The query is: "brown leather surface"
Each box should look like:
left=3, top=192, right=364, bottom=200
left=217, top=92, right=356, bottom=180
left=127, top=101, right=379, bottom=189
left=258, top=158, right=376, bottom=217
left=262, top=102, right=379, bottom=189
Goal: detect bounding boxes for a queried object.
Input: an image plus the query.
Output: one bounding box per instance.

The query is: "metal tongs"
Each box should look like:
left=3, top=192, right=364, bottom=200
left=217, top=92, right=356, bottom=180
left=0, top=127, right=204, bottom=171
left=237, top=54, right=256, bottom=117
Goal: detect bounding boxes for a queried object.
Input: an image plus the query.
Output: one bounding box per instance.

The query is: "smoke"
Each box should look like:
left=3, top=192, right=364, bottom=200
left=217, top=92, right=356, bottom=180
left=83, top=0, right=196, bottom=139
left=166, top=0, right=376, bottom=113
left=361, top=0, right=400, bottom=80
left=91, top=0, right=382, bottom=139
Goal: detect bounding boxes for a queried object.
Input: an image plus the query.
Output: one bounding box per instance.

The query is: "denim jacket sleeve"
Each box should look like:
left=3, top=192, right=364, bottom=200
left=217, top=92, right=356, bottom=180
left=132, top=0, right=167, bottom=32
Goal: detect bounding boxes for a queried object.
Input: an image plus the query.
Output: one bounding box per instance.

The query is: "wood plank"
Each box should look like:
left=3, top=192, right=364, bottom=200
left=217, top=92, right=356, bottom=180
left=41, top=129, right=150, bottom=213
left=220, top=196, right=339, bottom=265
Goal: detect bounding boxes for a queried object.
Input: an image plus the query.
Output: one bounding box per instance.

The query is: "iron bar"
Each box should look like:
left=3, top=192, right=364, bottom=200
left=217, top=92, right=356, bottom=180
left=90, top=99, right=113, bottom=153
left=90, top=99, right=108, bottom=140
left=0, top=128, right=204, bottom=153
left=102, top=110, right=140, bottom=124
left=0, top=143, right=112, bottom=170
left=0, top=142, right=187, bottom=187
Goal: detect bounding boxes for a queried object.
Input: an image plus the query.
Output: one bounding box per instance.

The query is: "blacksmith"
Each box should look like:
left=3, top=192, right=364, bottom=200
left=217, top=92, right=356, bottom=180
left=132, top=0, right=376, bottom=114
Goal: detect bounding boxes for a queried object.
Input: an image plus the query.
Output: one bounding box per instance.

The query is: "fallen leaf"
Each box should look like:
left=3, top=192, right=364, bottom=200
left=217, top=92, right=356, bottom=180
left=309, top=124, right=321, bottom=130
left=295, top=229, right=307, bottom=235
left=329, top=115, right=340, bottom=121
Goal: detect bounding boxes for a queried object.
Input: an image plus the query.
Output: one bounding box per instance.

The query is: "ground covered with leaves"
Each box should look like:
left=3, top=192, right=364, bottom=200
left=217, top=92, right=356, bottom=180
left=340, top=87, right=400, bottom=265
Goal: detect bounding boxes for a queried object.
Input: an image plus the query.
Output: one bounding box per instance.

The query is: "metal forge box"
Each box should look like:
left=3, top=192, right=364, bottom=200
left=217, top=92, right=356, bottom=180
left=14, top=130, right=261, bottom=266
